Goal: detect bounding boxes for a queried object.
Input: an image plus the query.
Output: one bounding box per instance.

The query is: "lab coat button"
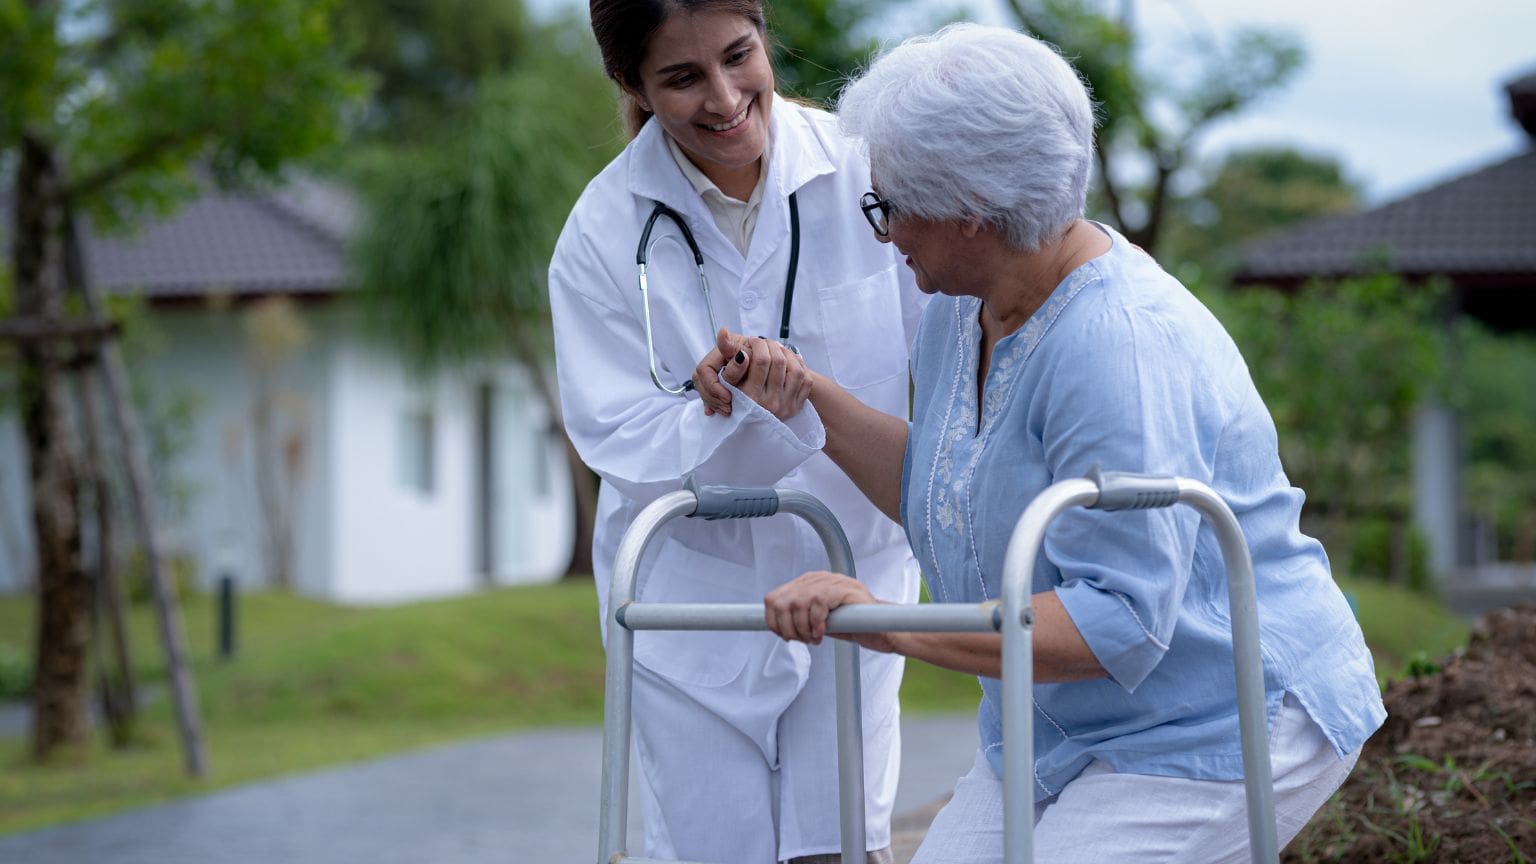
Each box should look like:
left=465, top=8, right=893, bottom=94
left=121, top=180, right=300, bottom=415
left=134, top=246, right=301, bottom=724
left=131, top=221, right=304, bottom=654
left=741, top=292, right=759, bottom=310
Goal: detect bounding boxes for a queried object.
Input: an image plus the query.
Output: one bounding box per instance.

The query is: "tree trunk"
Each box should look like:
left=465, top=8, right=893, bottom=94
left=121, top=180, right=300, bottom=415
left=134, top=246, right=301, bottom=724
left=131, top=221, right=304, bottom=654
left=13, top=135, right=93, bottom=759
left=78, top=366, right=138, bottom=746
left=506, top=331, right=595, bottom=577
left=63, top=200, right=207, bottom=778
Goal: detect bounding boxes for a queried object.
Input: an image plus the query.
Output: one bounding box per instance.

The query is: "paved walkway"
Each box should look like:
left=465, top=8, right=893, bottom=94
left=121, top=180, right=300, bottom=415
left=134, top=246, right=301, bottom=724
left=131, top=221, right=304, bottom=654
left=0, top=711, right=976, bottom=863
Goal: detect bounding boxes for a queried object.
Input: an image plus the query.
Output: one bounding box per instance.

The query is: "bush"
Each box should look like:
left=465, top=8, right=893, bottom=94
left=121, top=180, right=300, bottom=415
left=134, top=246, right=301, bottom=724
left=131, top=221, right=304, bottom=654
left=1346, top=517, right=1432, bottom=593
left=0, top=643, right=32, bottom=700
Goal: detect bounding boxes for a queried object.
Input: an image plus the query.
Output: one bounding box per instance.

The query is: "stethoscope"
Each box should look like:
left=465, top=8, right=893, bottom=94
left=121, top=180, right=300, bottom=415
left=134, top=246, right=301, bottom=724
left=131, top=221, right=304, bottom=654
left=637, top=193, right=800, bottom=394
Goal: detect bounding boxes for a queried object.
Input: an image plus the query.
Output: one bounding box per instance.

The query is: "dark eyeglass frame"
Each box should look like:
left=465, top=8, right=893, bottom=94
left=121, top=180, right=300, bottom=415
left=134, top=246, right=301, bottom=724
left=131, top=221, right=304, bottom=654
left=859, top=191, right=894, bottom=237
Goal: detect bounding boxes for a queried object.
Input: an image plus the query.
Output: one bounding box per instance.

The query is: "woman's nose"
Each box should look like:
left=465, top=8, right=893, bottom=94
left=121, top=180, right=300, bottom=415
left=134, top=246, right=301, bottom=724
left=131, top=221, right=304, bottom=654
left=703, top=72, right=740, bottom=117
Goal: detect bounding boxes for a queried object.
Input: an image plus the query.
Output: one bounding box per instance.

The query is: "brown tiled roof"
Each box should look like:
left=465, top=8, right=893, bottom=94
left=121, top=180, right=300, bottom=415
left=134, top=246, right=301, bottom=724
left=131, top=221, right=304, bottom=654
left=3, top=173, right=358, bottom=300
left=1234, top=148, right=1536, bottom=283
left=82, top=174, right=358, bottom=298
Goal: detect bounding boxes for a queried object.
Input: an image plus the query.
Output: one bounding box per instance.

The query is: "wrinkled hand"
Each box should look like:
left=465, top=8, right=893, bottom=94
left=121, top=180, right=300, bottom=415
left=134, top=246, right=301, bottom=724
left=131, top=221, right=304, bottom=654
left=695, top=328, right=811, bottom=422
left=764, top=571, right=898, bottom=653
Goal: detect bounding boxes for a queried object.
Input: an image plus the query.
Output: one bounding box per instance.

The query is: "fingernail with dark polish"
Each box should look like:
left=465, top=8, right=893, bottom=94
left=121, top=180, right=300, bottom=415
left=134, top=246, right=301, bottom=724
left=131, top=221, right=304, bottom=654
left=734, top=350, right=746, bottom=364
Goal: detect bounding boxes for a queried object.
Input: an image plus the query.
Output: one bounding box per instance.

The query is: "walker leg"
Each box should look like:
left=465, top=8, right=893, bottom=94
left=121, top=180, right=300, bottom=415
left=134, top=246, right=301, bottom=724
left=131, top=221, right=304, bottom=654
left=834, top=639, right=866, bottom=864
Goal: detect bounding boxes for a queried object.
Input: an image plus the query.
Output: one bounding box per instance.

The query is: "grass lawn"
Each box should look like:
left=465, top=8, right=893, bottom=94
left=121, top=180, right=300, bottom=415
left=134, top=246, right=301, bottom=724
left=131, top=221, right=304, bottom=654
left=0, top=573, right=1468, bottom=836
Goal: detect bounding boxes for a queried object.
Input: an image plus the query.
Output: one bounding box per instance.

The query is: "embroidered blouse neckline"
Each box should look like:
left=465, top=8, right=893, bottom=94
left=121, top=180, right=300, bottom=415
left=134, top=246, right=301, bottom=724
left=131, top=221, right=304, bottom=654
left=958, top=255, right=1100, bottom=438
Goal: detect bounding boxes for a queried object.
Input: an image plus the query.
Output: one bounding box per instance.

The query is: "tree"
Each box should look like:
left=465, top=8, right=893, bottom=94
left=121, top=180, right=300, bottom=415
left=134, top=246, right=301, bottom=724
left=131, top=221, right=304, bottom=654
left=332, top=0, right=534, bottom=137
left=1162, top=146, right=1358, bottom=285
left=350, top=27, right=620, bottom=575
left=767, top=0, right=921, bottom=105
left=1000, top=0, right=1304, bottom=256
left=1201, top=275, right=1448, bottom=586
left=1, top=0, right=359, bottom=762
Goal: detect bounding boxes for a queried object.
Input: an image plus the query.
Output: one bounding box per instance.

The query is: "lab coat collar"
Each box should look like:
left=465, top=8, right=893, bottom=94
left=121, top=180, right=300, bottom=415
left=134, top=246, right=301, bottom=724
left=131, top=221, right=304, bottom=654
left=625, top=94, right=836, bottom=216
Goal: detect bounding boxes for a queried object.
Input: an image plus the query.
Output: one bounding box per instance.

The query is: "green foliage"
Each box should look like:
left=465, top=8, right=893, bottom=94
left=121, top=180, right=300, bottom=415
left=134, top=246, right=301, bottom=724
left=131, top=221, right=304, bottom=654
left=1200, top=276, right=1448, bottom=580
left=1347, top=517, right=1432, bottom=593
left=1165, top=147, right=1359, bottom=284
left=122, top=552, right=201, bottom=606
left=0, top=643, right=31, bottom=700
left=333, top=0, right=533, bottom=137
left=1403, top=650, right=1441, bottom=680
left=1455, top=323, right=1536, bottom=562
left=351, top=37, right=620, bottom=371
left=766, top=0, right=922, bottom=106
left=2, top=0, right=365, bottom=222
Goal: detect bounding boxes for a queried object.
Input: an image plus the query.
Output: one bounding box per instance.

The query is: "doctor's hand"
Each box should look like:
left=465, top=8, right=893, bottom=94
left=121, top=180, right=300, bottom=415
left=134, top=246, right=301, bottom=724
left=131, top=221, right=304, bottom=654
left=693, top=328, right=749, bottom=417
left=764, top=571, right=899, bottom=654
left=695, top=329, right=811, bottom=422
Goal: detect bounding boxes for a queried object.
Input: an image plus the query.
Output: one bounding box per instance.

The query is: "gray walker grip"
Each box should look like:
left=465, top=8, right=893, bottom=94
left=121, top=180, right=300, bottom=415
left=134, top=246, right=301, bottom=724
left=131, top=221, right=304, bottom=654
left=683, top=474, right=779, bottom=520
left=1086, top=465, right=1181, bottom=510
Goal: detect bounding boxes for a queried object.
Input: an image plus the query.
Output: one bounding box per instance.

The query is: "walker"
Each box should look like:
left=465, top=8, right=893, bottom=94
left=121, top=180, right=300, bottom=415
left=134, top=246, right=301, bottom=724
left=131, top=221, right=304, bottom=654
left=597, top=469, right=1279, bottom=864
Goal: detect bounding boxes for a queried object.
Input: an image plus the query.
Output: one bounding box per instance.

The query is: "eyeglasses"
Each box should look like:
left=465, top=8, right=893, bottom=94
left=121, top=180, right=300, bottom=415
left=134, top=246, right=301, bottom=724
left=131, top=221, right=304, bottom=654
left=859, top=191, right=894, bottom=237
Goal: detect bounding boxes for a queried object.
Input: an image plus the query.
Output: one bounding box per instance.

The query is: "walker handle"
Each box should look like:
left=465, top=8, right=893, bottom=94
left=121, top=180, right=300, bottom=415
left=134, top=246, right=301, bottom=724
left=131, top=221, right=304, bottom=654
left=684, top=474, right=780, bottom=520
left=1086, top=466, right=1182, bottom=511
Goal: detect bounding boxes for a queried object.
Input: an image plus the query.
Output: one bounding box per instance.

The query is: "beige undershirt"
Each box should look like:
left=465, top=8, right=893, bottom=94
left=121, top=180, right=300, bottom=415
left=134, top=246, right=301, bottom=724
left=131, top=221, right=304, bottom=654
left=665, top=133, right=769, bottom=257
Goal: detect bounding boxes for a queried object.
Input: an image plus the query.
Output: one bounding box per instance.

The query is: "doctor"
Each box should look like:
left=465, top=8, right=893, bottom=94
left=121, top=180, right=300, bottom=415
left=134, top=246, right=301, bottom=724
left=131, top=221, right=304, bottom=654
left=548, top=2, right=925, bottom=862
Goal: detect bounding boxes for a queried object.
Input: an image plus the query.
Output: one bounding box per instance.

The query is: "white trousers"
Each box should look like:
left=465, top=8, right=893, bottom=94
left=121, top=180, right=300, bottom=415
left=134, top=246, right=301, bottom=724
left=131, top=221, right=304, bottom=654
left=911, top=693, right=1360, bottom=863
left=633, top=638, right=903, bottom=863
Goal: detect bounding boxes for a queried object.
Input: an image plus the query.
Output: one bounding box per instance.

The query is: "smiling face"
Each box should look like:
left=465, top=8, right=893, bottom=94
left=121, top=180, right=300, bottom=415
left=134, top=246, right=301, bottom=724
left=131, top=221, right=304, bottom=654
left=631, top=9, right=774, bottom=199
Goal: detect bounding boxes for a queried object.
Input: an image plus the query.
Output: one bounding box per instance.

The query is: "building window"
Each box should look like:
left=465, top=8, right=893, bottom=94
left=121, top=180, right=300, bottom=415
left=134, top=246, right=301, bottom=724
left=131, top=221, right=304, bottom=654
left=398, top=408, right=435, bottom=495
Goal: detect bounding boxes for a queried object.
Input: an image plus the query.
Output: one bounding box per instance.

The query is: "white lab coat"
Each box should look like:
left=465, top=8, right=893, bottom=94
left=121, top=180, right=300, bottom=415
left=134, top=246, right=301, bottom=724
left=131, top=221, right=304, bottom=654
left=549, top=97, right=926, bottom=855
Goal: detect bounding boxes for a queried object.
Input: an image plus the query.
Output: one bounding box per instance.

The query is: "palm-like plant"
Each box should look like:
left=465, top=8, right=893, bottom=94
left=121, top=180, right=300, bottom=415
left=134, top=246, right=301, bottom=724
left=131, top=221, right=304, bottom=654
left=351, top=65, right=620, bottom=575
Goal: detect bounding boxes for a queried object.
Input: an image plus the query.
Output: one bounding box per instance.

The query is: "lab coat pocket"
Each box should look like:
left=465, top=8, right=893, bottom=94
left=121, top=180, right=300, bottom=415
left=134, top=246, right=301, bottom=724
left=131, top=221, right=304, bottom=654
left=632, top=542, right=756, bottom=688
left=814, top=265, right=908, bottom=390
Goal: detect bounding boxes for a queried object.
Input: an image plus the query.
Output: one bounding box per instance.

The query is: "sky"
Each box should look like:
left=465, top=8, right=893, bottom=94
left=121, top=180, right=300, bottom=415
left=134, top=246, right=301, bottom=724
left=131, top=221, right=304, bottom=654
left=532, top=0, right=1536, bottom=205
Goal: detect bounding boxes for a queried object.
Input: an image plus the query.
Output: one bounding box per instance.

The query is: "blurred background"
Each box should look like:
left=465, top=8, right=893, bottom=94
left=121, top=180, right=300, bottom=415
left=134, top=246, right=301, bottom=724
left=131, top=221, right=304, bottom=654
left=0, top=0, right=1532, bottom=855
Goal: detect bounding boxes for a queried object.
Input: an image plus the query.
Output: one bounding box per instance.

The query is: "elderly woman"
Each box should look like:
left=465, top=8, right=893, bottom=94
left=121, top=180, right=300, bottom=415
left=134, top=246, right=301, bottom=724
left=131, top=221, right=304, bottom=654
left=695, top=23, right=1385, bottom=863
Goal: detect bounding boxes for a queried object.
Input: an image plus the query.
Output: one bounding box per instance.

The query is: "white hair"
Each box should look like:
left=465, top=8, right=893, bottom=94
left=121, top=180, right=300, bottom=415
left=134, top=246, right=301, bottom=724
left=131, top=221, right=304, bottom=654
left=838, top=23, right=1096, bottom=252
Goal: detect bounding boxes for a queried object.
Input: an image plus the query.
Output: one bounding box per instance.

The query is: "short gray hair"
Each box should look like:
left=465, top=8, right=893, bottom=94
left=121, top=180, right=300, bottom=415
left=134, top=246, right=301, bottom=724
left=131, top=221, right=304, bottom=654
left=838, top=23, right=1096, bottom=252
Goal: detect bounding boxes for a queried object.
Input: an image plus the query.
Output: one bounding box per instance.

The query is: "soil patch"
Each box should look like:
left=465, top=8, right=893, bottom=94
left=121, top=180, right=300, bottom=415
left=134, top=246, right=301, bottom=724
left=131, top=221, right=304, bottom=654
left=1285, top=604, right=1536, bottom=862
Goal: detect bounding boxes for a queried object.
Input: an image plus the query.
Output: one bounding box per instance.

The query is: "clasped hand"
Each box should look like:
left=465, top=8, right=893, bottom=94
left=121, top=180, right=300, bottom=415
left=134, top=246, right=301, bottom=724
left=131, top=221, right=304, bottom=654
left=693, top=328, right=811, bottom=422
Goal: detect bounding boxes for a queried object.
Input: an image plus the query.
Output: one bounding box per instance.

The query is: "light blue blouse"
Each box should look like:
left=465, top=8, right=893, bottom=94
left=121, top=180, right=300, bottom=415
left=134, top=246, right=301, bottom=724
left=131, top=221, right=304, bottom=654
left=900, top=223, right=1386, bottom=799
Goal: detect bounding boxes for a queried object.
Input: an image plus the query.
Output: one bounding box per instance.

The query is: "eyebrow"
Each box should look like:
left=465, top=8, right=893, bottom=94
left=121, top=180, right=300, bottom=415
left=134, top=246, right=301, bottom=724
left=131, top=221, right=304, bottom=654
left=654, top=33, right=755, bottom=77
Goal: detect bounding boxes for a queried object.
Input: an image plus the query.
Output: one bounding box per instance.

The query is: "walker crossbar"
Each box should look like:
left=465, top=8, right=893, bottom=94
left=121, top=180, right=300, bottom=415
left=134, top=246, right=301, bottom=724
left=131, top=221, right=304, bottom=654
left=598, top=472, right=1278, bottom=864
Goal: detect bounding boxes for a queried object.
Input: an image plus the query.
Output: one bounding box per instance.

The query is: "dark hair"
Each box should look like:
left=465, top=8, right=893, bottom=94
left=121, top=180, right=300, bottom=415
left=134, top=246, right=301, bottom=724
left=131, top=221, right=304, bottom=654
left=589, top=0, right=768, bottom=137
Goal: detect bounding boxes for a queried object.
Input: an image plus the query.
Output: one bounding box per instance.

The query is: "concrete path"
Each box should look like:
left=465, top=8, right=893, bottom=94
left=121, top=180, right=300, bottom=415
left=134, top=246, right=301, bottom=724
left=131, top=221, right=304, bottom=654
left=0, top=711, right=976, bottom=864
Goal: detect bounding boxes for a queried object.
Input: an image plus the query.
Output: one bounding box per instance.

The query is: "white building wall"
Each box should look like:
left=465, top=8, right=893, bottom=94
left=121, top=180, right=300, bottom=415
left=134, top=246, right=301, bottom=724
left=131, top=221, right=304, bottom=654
left=137, top=307, right=334, bottom=597
left=0, top=305, right=335, bottom=597
left=485, top=365, right=574, bottom=586
left=0, top=301, right=574, bottom=602
left=327, top=337, right=479, bottom=604
left=0, top=413, right=33, bottom=592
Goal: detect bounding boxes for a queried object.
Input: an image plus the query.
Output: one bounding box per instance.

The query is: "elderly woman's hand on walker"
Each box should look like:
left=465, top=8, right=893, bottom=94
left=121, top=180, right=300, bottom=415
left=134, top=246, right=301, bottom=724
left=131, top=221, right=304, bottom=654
left=766, top=570, right=1106, bottom=682
left=764, top=571, right=901, bottom=654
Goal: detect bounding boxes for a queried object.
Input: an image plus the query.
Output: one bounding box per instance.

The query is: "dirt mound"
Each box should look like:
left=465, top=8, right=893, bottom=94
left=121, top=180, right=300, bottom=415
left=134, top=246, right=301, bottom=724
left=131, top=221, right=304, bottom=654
left=1285, top=605, right=1536, bottom=862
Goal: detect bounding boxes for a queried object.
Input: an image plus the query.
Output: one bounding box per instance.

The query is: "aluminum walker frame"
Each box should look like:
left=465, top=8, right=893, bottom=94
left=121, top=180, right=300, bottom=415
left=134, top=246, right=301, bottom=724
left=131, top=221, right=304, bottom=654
left=598, top=469, right=1280, bottom=864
